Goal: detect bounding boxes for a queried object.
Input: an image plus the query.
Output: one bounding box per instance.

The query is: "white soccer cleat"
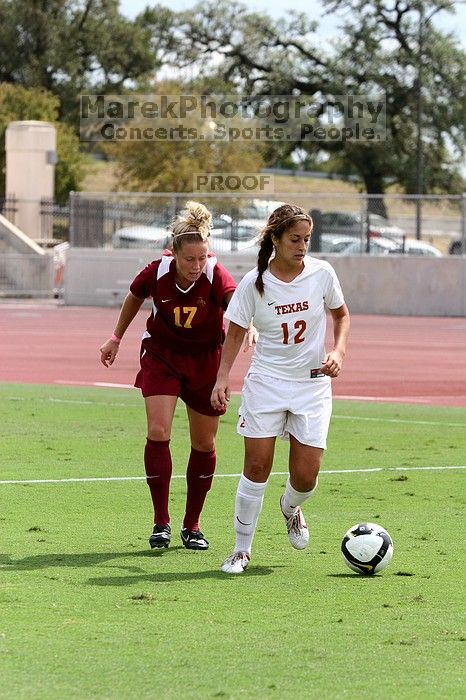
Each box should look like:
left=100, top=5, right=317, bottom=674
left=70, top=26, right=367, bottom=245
left=280, top=496, right=309, bottom=550
left=221, top=551, right=250, bottom=574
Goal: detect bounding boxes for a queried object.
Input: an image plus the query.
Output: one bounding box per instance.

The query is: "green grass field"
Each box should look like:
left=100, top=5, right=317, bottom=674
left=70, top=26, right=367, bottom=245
left=1, top=383, right=465, bottom=699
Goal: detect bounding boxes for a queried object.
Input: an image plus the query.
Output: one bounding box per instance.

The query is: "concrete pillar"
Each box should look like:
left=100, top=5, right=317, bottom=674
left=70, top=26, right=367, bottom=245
left=5, top=121, right=57, bottom=240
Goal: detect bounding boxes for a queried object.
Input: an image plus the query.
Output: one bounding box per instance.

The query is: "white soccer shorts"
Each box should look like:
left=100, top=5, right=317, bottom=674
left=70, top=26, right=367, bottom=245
left=237, top=372, right=333, bottom=449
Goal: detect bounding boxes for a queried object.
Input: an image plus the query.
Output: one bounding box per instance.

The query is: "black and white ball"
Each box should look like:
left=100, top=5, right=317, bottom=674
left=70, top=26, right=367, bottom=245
left=341, top=522, right=393, bottom=575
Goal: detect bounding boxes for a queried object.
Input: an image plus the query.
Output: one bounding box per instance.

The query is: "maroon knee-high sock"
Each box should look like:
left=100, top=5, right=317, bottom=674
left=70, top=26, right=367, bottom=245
left=144, top=438, right=172, bottom=526
left=183, top=448, right=216, bottom=531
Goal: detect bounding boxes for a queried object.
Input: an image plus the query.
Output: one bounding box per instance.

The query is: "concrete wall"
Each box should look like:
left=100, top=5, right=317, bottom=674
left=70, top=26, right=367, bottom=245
left=63, top=247, right=466, bottom=316
left=5, top=121, right=56, bottom=240
left=0, top=214, right=53, bottom=296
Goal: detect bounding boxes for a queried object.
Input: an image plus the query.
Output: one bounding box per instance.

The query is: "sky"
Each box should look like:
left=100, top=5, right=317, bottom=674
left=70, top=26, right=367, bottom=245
left=120, top=0, right=466, bottom=46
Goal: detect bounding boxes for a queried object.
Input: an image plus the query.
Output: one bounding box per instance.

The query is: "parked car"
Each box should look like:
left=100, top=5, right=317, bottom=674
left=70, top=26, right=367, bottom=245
left=319, top=234, right=356, bottom=253
left=316, top=210, right=405, bottom=241
left=209, top=219, right=262, bottom=255
left=112, top=213, right=261, bottom=254
left=112, top=221, right=168, bottom=249
left=337, top=236, right=400, bottom=255
left=239, top=199, right=286, bottom=219
left=112, top=214, right=232, bottom=249
left=390, top=239, right=443, bottom=257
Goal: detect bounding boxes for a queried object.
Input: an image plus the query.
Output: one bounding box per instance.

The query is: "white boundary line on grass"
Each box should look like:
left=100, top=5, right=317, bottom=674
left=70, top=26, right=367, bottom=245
left=6, top=396, right=466, bottom=428
left=0, top=465, right=465, bottom=486
left=52, top=380, right=466, bottom=407
left=332, top=414, right=466, bottom=428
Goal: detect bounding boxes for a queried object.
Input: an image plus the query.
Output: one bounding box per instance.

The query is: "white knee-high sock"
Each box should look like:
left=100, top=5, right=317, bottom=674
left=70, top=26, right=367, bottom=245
left=281, top=476, right=318, bottom=517
left=233, top=474, right=268, bottom=555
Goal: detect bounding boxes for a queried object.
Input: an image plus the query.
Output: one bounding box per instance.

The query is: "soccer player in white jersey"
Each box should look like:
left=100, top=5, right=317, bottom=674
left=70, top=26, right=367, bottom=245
left=211, top=203, right=350, bottom=573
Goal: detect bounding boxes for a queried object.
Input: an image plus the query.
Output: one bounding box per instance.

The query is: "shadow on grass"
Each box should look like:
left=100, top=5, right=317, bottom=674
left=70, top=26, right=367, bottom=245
left=0, top=548, right=185, bottom=570
left=0, top=551, right=277, bottom=581
left=327, top=572, right=383, bottom=578
left=87, top=565, right=276, bottom=585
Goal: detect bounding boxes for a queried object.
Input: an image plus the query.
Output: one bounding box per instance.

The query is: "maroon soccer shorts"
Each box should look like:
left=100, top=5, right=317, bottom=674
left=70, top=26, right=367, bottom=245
left=134, top=345, right=225, bottom=417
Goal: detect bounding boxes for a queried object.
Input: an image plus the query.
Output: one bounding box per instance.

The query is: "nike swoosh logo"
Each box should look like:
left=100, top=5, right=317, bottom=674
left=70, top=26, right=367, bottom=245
left=267, top=301, right=276, bottom=306
left=199, top=473, right=215, bottom=479
left=236, top=516, right=252, bottom=526
left=161, top=299, right=171, bottom=303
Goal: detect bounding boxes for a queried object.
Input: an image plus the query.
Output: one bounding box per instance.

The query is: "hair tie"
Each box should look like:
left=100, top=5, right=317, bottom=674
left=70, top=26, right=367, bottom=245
left=171, top=230, right=210, bottom=238
left=279, top=214, right=311, bottom=225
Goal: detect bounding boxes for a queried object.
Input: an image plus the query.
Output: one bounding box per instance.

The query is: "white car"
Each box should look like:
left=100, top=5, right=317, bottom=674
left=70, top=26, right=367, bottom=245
left=112, top=221, right=169, bottom=249
left=318, top=211, right=405, bottom=241
left=208, top=218, right=262, bottom=255
left=319, top=234, right=356, bottom=253
left=112, top=214, right=232, bottom=249
left=111, top=201, right=285, bottom=251
left=338, top=236, right=400, bottom=255
left=112, top=213, right=261, bottom=254
left=239, top=199, right=286, bottom=219
left=390, top=239, right=443, bottom=257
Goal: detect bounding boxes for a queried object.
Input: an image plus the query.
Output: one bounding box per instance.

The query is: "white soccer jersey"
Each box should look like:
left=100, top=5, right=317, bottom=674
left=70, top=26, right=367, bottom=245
left=225, top=256, right=345, bottom=380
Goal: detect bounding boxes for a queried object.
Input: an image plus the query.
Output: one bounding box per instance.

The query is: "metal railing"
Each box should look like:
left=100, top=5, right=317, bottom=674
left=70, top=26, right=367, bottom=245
left=0, top=254, right=53, bottom=297
left=67, top=191, right=466, bottom=255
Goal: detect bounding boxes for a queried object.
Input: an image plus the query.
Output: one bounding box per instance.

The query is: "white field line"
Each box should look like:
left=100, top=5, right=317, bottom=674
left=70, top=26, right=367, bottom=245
left=0, top=465, right=465, bottom=486
left=54, top=380, right=135, bottom=389
left=5, top=396, right=466, bottom=428
left=332, top=414, right=466, bottom=428
left=336, top=394, right=432, bottom=404
left=51, top=381, right=465, bottom=406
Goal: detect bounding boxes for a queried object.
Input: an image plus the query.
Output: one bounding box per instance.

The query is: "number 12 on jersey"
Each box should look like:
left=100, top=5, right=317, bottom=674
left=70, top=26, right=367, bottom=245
left=281, top=320, right=306, bottom=344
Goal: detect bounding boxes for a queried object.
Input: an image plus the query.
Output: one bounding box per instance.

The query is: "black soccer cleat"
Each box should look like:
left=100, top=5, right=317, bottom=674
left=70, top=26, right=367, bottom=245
left=149, top=524, right=171, bottom=549
left=180, top=528, right=209, bottom=550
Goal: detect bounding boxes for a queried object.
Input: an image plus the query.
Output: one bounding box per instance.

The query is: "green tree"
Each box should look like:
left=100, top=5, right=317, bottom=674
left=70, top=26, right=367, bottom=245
left=0, top=1, right=174, bottom=122
left=0, top=83, right=85, bottom=201
left=175, top=0, right=466, bottom=199
left=322, top=0, right=466, bottom=198
left=103, top=80, right=266, bottom=193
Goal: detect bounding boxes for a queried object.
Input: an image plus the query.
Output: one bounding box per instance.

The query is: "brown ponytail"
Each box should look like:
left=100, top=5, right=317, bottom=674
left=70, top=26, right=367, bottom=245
left=255, top=236, right=274, bottom=295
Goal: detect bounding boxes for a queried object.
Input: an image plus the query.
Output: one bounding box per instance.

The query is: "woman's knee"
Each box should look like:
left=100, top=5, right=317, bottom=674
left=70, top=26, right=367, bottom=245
left=147, top=422, right=171, bottom=442
left=243, top=459, right=272, bottom=482
left=190, top=437, right=216, bottom=452
left=291, top=472, right=318, bottom=492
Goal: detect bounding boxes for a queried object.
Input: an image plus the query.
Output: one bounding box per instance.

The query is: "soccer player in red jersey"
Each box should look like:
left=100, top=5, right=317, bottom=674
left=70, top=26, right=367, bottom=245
left=100, top=201, right=254, bottom=551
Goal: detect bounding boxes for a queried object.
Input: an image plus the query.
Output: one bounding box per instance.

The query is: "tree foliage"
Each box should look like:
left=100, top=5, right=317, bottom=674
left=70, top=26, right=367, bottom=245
left=322, top=0, right=466, bottom=194
left=0, top=0, right=174, bottom=120
left=105, top=81, right=265, bottom=192
left=174, top=0, right=466, bottom=195
left=0, top=0, right=464, bottom=199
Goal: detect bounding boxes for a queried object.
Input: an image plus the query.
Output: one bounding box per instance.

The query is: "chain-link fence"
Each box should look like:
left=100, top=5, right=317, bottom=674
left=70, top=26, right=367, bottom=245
left=0, top=196, right=18, bottom=225
left=0, top=197, right=70, bottom=244
left=68, top=191, right=466, bottom=256
left=0, top=254, right=53, bottom=297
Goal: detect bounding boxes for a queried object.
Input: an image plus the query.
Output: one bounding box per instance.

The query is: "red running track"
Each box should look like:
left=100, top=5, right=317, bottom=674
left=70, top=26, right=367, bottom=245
left=0, top=302, right=465, bottom=407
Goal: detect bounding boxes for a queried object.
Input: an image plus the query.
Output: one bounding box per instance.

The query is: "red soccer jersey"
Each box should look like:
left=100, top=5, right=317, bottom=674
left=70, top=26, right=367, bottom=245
left=130, top=252, right=236, bottom=354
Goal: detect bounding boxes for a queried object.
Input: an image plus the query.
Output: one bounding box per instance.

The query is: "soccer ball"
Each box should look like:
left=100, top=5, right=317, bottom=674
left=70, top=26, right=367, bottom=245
left=341, top=522, right=393, bottom=575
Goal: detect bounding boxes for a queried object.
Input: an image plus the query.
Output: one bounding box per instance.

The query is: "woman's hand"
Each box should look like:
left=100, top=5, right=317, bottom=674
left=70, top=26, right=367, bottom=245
left=100, top=339, right=120, bottom=367
left=242, top=325, right=259, bottom=352
left=211, top=377, right=230, bottom=411
left=321, top=349, right=344, bottom=378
